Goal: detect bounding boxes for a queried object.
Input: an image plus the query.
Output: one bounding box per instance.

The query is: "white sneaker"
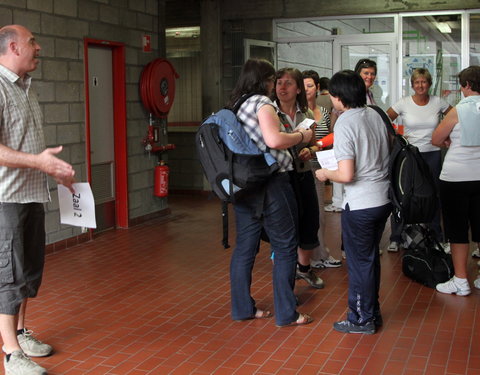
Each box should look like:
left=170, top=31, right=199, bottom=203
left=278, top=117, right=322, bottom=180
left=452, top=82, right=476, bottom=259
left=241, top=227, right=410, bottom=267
left=442, top=242, right=451, bottom=254
left=436, top=277, right=471, bottom=296
left=4, top=350, right=47, bottom=375
left=474, top=278, right=480, bottom=289
left=16, top=330, right=52, bottom=358
left=387, top=241, right=399, bottom=252
left=472, top=246, right=480, bottom=258
left=324, top=204, right=341, bottom=212
left=311, top=255, right=342, bottom=268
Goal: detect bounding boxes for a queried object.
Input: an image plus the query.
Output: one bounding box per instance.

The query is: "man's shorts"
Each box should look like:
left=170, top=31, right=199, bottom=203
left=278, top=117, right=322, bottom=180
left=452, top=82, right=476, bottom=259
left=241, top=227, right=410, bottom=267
left=0, top=203, right=45, bottom=315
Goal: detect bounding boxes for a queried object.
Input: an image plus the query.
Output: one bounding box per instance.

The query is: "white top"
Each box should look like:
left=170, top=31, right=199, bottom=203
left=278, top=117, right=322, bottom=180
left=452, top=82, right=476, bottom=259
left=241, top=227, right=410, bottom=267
left=334, top=107, right=390, bottom=210
left=391, top=96, right=450, bottom=152
left=440, top=121, right=480, bottom=182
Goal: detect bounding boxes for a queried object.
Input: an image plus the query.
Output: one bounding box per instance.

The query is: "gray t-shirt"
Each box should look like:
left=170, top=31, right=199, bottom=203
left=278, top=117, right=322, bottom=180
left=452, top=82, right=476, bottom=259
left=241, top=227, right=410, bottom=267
left=334, top=107, right=390, bottom=210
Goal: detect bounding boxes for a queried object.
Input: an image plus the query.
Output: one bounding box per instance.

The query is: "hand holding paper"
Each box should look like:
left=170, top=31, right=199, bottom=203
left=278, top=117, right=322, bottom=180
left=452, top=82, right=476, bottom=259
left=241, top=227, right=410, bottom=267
left=58, top=183, right=97, bottom=228
left=315, top=149, right=338, bottom=170
left=296, top=118, right=316, bottom=130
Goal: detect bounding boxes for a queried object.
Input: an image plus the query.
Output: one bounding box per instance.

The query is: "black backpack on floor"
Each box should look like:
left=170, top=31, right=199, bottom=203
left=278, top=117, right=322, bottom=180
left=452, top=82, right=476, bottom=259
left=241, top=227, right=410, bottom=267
left=401, top=224, right=454, bottom=288
left=369, top=106, right=438, bottom=225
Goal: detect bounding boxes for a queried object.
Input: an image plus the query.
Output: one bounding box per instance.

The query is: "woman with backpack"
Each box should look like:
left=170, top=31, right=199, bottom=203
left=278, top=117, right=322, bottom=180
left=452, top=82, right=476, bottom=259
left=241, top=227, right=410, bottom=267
left=228, top=58, right=314, bottom=326
left=315, top=70, right=391, bottom=334
left=432, top=65, right=480, bottom=295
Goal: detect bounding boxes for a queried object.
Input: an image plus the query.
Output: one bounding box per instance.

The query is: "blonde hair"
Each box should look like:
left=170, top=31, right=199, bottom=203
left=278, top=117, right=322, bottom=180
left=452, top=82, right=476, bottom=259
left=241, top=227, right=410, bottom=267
left=410, top=68, right=432, bottom=87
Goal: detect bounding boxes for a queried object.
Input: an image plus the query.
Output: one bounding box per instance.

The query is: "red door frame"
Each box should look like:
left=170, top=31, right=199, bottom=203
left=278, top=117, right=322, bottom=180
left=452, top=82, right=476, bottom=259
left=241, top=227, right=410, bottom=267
left=84, top=38, right=129, bottom=228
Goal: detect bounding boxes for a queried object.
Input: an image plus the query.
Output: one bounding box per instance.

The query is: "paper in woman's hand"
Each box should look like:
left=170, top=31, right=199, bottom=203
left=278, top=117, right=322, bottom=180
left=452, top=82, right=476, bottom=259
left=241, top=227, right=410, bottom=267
left=296, top=118, right=316, bottom=130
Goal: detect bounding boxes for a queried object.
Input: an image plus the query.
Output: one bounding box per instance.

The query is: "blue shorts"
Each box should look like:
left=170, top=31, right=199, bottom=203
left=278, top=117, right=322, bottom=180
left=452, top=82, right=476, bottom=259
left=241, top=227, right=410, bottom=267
left=0, top=203, right=45, bottom=315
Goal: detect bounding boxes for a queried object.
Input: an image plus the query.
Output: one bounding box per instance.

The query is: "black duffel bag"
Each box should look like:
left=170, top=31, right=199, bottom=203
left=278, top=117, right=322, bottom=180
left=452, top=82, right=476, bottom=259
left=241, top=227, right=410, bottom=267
left=401, top=224, right=454, bottom=288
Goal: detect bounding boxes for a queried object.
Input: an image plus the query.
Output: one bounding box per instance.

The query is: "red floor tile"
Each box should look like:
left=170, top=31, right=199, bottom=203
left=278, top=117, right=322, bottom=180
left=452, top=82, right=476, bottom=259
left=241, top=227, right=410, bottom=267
left=18, top=193, right=479, bottom=375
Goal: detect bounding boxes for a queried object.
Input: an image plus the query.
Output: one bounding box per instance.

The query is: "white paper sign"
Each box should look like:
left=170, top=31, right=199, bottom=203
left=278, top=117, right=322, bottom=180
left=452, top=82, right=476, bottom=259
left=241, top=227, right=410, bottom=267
left=296, top=118, right=316, bottom=130
left=58, top=183, right=97, bottom=228
left=316, top=149, right=338, bottom=170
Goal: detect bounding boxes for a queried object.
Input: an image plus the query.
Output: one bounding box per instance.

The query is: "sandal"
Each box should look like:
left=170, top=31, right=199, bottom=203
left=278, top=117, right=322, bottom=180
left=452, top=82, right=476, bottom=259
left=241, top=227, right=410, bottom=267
left=276, top=313, right=313, bottom=328
left=234, top=309, right=273, bottom=321
left=254, top=309, right=273, bottom=319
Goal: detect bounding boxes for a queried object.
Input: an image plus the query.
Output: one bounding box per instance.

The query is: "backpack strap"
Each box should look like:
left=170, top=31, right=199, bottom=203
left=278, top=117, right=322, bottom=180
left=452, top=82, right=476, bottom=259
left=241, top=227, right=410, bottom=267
left=222, top=200, right=230, bottom=249
left=368, top=105, right=403, bottom=222
left=220, top=92, right=256, bottom=249
left=368, top=104, right=399, bottom=151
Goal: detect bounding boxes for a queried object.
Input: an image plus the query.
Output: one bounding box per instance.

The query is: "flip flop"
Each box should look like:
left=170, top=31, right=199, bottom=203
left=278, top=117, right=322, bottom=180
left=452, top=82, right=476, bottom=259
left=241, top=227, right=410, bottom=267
left=276, top=313, right=313, bottom=328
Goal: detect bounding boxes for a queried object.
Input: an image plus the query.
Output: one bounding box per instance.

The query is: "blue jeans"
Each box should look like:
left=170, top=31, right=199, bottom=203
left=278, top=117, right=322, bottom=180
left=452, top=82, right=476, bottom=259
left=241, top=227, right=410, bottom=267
left=230, top=173, right=299, bottom=326
left=342, top=203, right=391, bottom=325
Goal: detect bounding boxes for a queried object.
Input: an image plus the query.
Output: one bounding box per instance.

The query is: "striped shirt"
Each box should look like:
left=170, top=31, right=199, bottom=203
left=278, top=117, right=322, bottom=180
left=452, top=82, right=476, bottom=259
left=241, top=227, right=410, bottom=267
left=0, top=64, right=49, bottom=203
left=312, top=106, right=331, bottom=165
left=236, top=95, right=293, bottom=172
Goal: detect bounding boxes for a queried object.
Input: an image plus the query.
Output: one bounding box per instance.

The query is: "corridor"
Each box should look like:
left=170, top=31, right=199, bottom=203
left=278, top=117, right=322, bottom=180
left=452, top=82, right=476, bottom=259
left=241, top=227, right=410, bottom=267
left=28, top=194, right=479, bottom=375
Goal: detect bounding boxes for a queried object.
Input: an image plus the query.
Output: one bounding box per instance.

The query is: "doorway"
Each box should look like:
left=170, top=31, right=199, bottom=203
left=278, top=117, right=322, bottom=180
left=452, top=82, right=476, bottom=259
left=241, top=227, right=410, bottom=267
left=334, top=36, right=397, bottom=110
left=84, top=38, right=129, bottom=231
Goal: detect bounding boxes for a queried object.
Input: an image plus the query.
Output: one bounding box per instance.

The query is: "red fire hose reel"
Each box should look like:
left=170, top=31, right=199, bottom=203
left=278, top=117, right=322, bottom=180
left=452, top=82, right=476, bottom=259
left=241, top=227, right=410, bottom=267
left=140, top=59, right=179, bottom=197
left=140, top=58, right=179, bottom=118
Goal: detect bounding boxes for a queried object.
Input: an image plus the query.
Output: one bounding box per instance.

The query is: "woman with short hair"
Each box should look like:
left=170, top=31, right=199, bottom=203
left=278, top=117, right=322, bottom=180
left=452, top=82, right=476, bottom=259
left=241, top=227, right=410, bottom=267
left=316, top=70, right=391, bottom=334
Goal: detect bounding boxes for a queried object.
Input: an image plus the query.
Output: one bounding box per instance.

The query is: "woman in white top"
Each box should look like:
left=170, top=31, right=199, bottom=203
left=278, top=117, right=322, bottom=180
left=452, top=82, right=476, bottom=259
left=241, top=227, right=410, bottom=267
left=432, top=65, right=480, bottom=295
left=386, top=68, right=452, bottom=251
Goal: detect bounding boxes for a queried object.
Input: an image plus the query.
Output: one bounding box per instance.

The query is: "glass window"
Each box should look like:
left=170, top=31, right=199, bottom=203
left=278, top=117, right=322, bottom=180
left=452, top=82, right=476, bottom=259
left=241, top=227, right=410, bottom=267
left=470, top=13, right=480, bottom=66
left=276, top=17, right=394, bottom=39
left=401, top=14, right=461, bottom=106
left=277, top=41, right=333, bottom=78
left=340, top=44, right=391, bottom=109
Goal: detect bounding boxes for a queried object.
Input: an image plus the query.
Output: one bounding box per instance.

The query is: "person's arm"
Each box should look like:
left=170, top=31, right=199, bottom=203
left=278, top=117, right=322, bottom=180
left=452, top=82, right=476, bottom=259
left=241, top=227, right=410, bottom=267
left=443, top=105, right=453, bottom=116
left=257, top=104, right=313, bottom=149
left=0, top=144, right=75, bottom=192
left=432, top=107, right=458, bottom=147
left=386, top=107, right=399, bottom=122
left=315, top=159, right=354, bottom=183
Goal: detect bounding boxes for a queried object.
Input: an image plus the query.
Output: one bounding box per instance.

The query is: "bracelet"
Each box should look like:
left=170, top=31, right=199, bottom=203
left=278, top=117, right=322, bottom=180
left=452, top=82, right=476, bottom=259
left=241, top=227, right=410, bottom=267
left=296, top=131, right=304, bottom=144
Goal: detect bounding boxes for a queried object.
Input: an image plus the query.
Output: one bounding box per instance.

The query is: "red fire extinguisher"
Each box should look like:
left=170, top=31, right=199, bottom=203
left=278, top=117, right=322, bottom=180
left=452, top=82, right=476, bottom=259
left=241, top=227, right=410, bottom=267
left=154, top=160, right=169, bottom=197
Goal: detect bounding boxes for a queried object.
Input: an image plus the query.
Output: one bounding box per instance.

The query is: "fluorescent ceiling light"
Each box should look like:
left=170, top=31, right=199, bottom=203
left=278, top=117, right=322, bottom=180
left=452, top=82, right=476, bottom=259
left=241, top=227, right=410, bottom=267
left=436, top=22, right=451, bottom=33
left=166, top=26, right=200, bottom=38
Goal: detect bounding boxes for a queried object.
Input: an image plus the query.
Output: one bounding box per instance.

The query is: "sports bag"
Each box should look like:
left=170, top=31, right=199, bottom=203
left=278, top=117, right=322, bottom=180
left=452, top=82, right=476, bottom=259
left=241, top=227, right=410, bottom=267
left=369, top=105, right=438, bottom=225
left=196, top=94, right=279, bottom=248
left=401, top=224, right=454, bottom=288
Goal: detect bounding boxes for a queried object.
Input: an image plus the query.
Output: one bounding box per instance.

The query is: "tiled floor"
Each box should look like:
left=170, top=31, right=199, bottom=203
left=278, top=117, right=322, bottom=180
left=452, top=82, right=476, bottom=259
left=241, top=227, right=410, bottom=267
left=24, top=193, right=480, bottom=375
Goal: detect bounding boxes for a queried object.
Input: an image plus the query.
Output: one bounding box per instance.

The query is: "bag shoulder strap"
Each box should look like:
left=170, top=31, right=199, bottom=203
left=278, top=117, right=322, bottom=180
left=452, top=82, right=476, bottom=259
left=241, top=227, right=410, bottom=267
left=231, top=93, right=256, bottom=114
left=368, top=105, right=396, bottom=135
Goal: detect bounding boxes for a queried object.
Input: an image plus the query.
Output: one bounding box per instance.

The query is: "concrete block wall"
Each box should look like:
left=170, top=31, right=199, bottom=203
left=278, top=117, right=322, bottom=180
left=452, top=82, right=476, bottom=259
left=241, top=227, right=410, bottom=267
left=0, top=0, right=166, bottom=245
